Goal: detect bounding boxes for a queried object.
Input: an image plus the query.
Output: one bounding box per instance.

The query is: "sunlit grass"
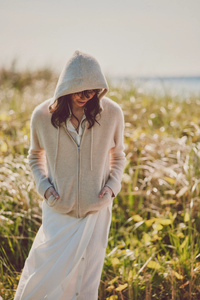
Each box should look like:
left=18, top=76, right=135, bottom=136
left=1, top=67, right=200, bottom=299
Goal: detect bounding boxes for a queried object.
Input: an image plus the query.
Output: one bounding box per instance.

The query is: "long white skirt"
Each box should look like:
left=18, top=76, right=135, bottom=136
left=14, top=200, right=113, bottom=300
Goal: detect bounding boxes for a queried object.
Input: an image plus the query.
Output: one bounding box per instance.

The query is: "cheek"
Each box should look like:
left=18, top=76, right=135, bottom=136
left=71, top=95, right=78, bottom=102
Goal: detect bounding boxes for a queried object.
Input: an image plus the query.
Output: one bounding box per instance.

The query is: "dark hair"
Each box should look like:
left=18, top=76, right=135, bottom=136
left=49, top=89, right=102, bottom=130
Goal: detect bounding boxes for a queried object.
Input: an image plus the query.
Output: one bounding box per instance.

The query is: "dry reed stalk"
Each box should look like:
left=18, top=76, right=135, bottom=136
left=145, top=273, right=151, bottom=300
left=171, top=268, right=176, bottom=300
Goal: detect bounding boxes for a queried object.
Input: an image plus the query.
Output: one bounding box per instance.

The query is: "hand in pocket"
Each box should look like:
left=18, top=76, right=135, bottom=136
left=99, top=186, right=113, bottom=198
left=44, top=186, right=60, bottom=200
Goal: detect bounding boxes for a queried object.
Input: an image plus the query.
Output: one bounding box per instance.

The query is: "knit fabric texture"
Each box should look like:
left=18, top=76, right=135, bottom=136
left=27, top=50, right=126, bottom=218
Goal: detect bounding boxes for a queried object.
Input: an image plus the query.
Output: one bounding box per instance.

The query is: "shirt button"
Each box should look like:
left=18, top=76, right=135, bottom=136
left=79, top=276, right=82, bottom=279
left=82, top=257, right=84, bottom=260
left=76, top=292, right=79, bottom=296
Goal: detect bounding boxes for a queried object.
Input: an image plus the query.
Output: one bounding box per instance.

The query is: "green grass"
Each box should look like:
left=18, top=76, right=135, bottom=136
left=1, top=66, right=200, bottom=299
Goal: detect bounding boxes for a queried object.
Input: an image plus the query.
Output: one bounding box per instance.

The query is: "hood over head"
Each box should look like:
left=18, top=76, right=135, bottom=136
left=48, top=49, right=109, bottom=110
left=49, top=50, right=109, bottom=174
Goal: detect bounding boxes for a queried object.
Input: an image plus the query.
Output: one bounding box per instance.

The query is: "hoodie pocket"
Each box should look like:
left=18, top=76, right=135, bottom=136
left=48, top=175, right=77, bottom=213
left=102, top=191, right=112, bottom=201
left=46, top=194, right=58, bottom=207
left=90, top=190, right=112, bottom=212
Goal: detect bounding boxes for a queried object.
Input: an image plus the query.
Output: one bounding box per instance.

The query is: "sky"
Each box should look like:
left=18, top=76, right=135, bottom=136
left=0, top=0, right=200, bottom=77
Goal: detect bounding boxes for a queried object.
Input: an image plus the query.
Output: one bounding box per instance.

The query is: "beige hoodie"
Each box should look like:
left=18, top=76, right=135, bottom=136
left=27, top=50, right=126, bottom=218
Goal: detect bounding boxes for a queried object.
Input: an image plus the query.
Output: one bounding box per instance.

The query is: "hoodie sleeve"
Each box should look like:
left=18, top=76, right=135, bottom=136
left=105, top=106, right=126, bottom=197
left=27, top=110, right=53, bottom=199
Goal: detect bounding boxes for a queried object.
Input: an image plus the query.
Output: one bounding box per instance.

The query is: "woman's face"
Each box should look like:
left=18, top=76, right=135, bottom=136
left=70, top=90, right=96, bottom=108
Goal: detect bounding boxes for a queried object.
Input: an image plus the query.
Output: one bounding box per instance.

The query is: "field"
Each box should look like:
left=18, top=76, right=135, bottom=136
left=1, top=66, right=200, bottom=299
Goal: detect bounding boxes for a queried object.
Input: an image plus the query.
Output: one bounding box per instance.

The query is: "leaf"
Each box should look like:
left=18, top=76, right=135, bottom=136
left=106, top=285, right=115, bottom=292
left=177, top=232, right=184, bottom=238
left=133, top=220, right=145, bottom=230
left=154, top=224, right=163, bottom=231
left=160, top=219, right=172, bottom=225
left=180, top=281, right=189, bottom=289
left=108, top=276, right=119, bottom=285
left=172, top=270, right=184, bottom=280
left=1, top=142, right=8, bottom=153
left=118, top=244, right=125, bottom=249
left=106, top=296, right=118, bottom=300
left=139, top=254, right=155, bottom=274
left=190, top=199, right=193, bottom=209
left=161, top=199, right=176, bottom=205
left=128, top=270, right=133, bottom=281
left=147, top=260, right=161, bottom=270
left=133, top=214, right=143, bottom=222
left=164, top=177, right=175, bottom=184
left=164, top=190, right=176, bottom=195
left=194, top=262, right=200, bottom=273
left=176, top=186, right=188, bottom=198
left=145, top=218, right=155, bottom=227
left=134, top=248, right=139, bottom=257
left=152, top=234, right=162, bottom=241
left=111, top=258, right=120, bottom=267
left=143, top=233, right=151, bottom=244
left=180, top=236, right=188, bottom=249
left=115, top=283, right=128, bottom=291
left=184, top=212, right=190, bottom=222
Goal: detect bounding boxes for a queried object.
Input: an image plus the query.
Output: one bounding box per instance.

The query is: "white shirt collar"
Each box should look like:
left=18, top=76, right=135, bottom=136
left=66, top=101, right=86, bottom=129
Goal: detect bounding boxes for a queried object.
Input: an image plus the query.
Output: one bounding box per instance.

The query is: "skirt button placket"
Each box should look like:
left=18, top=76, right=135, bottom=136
left=74, top=250, right=86, bottom=298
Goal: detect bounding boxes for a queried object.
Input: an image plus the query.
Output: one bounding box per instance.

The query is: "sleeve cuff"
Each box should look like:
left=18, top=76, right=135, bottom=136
left=105, top=181, right=119, bottom=198
left=37, top=177, right=53, bottom=199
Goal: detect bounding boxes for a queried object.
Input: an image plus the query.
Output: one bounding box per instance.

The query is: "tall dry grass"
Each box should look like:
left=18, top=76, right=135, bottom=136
left=1, top=66, right=200, bottom=299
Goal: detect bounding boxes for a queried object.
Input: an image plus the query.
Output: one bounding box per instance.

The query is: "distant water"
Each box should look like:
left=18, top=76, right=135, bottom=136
left=109, top=76, right=200, bottom=98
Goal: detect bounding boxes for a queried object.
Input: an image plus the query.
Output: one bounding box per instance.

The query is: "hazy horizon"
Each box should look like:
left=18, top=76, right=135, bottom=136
left=1, top=0, right=200, bottom=77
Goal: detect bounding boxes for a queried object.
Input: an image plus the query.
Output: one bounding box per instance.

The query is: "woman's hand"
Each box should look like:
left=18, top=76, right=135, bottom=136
left=44, top=186, right=60, bottom=200
left=99, top=186, right=114, bottom=198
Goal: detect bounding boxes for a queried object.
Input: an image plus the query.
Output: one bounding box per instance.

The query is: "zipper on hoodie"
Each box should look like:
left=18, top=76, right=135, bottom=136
left=77, top=146, right=80, bottom=217
left=61, top=122, right=88, bottom=218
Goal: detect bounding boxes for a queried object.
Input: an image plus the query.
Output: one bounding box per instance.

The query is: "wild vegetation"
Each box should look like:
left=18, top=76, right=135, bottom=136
left=0, top=66, right=200, bottom=299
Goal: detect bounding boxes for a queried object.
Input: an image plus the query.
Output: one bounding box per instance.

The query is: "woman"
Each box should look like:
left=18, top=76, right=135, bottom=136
left=14, top=50, right=126, bottom=300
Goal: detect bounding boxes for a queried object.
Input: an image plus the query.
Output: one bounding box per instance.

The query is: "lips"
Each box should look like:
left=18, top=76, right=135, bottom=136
left=77, top=101, right=86, bottom=105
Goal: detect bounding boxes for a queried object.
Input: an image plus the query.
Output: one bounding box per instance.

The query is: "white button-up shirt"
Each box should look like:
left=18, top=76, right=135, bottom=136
left=65, top=105, right=86, bottom=146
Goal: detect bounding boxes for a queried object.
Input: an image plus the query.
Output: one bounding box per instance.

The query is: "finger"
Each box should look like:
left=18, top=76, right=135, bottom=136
left=45, top=186, right=52, bottom=199
left=106, top=186, right=113, bottom=196
left=99, top=188, right=106, bottom=198
left=52, top=189, right=60, bottom=199
left=46, top=191, right=52, bottom=199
